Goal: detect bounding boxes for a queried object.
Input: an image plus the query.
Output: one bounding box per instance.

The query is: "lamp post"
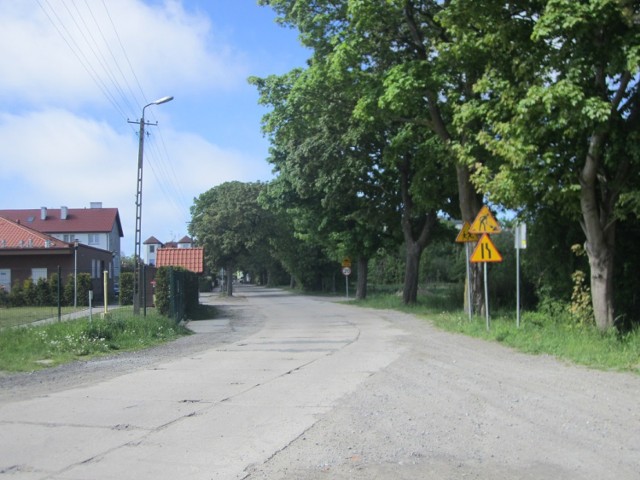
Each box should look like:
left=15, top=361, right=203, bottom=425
left=73, top=239, right=79, bottom=308
left=131, top=96, right=173, bottom=314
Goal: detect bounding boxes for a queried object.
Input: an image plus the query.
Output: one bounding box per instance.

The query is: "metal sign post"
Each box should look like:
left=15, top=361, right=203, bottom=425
left=483, top=263, right=490, bottom=331
left=515, top=223, right=527, bottom=328
left=466, top=243, right=472, bottom=320
left=342, top=267, right=351, bottom=299
left=469, top=207, right=504, bottom=331
left=455, top=222, right=479, bottom=321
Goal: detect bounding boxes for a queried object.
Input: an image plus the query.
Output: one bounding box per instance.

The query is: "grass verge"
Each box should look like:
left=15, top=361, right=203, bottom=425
left=0, top=308, right=190, bottom=373
left=0, top=306, right=81, bottom=328
left=354, top=293, right=640, bottom=374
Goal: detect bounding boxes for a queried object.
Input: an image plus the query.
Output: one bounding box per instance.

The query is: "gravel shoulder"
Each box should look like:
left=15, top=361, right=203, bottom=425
left=0, top=293, right=263, bottom=404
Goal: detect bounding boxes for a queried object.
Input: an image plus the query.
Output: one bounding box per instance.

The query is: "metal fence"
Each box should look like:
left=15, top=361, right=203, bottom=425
left=0, top=267, right=115, bottom=327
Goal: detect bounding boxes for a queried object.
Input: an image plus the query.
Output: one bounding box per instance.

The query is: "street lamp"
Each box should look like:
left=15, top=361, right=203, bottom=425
left=131, top=96, right=174, bottom=314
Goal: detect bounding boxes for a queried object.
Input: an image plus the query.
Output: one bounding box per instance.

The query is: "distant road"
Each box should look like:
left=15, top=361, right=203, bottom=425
left=1, top=285, right=638, bottom=479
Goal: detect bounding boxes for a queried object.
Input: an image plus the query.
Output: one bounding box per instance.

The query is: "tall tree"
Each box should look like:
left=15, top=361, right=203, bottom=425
left=261, top=0, right=488, bottom=310
left=258, top=0, right=461, bottom=303
left=189, top=181, right=274, bottom=296
left=251, top=63, right=402, bottom=300
left=444, top=0, right=640, bottom=330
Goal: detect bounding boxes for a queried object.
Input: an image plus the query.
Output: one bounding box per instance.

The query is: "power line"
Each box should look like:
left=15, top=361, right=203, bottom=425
left=37, top=0, right=192, bottom=233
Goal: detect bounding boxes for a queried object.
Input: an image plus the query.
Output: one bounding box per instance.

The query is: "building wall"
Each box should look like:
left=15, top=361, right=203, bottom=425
left=0, top=246, right=115, bottom=300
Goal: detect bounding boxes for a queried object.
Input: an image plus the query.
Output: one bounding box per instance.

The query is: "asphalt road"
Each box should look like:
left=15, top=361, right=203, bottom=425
left=1, top=285, right=638, bottom=479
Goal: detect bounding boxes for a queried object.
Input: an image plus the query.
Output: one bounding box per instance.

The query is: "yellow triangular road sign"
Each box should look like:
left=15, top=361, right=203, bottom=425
left=469, top=206, right=502, bottom=234
left=455, top=222, right=479, bottom=243
left=471, top=234, right=503, bottom=263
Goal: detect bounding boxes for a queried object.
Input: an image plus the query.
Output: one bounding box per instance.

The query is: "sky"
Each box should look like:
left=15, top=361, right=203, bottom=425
left=0, top=0, right=309, bottom=256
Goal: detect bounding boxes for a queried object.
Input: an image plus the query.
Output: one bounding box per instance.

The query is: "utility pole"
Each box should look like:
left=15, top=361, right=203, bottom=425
left=128, top=96, right=173, bottom=314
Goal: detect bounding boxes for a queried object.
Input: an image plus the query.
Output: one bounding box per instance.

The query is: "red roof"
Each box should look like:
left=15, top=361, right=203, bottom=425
left=144, top=236, right=163, bottom=245
left=0, top=207, right=123, bottom=237
left=0, top=216, right=69, bottom=250
left=156, top=247, right=204, bottom=274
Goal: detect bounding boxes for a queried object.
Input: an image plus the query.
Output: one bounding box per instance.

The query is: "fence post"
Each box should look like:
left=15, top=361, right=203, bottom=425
left=57, top=265, right=62, bottom=322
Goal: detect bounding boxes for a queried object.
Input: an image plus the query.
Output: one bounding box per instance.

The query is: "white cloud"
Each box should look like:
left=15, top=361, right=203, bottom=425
left=0, top=108, right=272, bottom=254
left=0, top=0, right=248, bottom=110
left=0, top=0, right=290, bottom=255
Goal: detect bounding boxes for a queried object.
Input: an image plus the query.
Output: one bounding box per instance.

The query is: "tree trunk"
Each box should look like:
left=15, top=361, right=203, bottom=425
left=586, top=243, right=615, bottom=330
left=356, top=256, right=368, bottom=300
left=226, top=268, right=234, bottom=296
left=398, top=153, right=438, bottom=305
left=456, top=163, right=485, bottom=315
left=403, top=241, right=422, bottom=304
left=580, top=132, right=617, bottom=330
left=403, top=3, right=485, bottom=313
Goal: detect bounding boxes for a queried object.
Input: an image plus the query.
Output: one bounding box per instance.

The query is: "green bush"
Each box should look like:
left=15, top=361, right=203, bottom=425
left=63, top=273, right=91, bottom=306
left=119, top=272, right=133, bottom=305
left=8, top=281, right=25, bottom=307
left=0, top=286, right=8, bottom=307
left=84, top=316, right=127, bottom=342
left=34, top=278, right=50, bottom=306
left=154, top=267, right=170, bottom=316
left=48, top=273, right=61, bottom=306
left=22, top=278, right=36, bottom=306
left=154, top=267, right=200, bottom=320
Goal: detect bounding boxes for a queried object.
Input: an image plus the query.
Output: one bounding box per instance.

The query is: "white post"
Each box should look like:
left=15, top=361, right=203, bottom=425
left=345, top=274, right=349, bottom=299
left=484, top=263, right=490, bottom=331
left=516, top=243, right=521, bottom=328
left=466, top=243, right=472, bottom=320
left=73, top=240, right=78, bottom=308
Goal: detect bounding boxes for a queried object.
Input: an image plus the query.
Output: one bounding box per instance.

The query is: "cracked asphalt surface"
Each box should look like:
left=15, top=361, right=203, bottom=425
left=1, top=285, right=639, bottom=479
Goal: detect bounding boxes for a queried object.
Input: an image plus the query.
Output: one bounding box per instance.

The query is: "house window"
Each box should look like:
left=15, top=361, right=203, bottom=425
left=32, top=268, right=47, bottom=283
left=63, top=234, right=74, bottom=243
left=149, top=245, right=155, bottom=253
left=88, top=234, right=99, bottom=245
left=0, top=269, right=11, bottom=292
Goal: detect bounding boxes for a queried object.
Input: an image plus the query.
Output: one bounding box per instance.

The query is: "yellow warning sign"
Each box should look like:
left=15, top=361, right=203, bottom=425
left=342, top=257, right=351, bottom=268
left=469, top=206, right=502, bottom=234
left=471, top=234, right=503, bottom=263
left=455, top=222, right=480, bottom=243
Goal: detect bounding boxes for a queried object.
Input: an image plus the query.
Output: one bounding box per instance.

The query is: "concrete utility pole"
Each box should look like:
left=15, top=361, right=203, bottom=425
left=129, top=96, right=173, bottom=315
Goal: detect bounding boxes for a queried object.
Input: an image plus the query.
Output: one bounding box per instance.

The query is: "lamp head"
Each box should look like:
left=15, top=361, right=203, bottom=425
left=153, top=96, right=174, bottom=105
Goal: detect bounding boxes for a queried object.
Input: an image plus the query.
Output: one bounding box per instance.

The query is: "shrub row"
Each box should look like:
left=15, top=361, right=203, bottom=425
left=0, top=273, right=92, bottom=308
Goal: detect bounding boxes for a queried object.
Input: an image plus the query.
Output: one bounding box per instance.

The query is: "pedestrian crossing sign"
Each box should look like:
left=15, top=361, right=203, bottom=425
left=455, top=222, right=479, bottom=243
left=469, top=206, right=502, bottom=234
left=471, top=234, right=503, bottom=263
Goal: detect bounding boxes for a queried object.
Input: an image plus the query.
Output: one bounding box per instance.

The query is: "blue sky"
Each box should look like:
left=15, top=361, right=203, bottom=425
left=0, top=0, right=309, bottom=255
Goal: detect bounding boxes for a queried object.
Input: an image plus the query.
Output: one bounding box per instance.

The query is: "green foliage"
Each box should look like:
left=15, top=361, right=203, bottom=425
left=152, top=267, right=199, bottom=320
left=48, top=273, right=61, bottom=306
left=34, top=278, right=50, bottom=306
left=254, top=0, right=640, bottom=325
left=0, top=286, right=8, bottom=308
left=62, top=273, right=91, bottom=307
left=8, top=281, right=25, bottom=307
left=0, top=309, right=189, bottom=372
left=22, top=278, right=36, bottom=306
left=190, top=181, right=279, bottom=282
left=154, top=267, right=171, bottom=316
left=119, top=272, right=134, bottom=306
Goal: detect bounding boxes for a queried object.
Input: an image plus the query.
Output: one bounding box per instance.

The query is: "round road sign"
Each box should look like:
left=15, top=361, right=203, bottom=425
left=342, top=267, right=351, bottom=276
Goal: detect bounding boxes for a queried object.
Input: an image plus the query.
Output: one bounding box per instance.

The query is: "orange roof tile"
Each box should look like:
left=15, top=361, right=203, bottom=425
left=0, top=216, right=69, bottom=249
left=156, top=247, right=204, bottom=273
